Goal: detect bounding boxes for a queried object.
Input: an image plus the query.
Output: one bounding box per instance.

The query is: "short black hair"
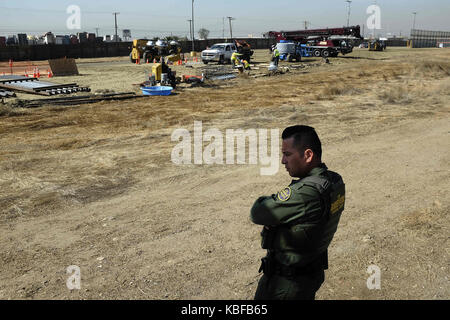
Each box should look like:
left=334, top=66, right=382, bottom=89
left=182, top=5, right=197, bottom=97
left=282, top=125, right=322, bottom=160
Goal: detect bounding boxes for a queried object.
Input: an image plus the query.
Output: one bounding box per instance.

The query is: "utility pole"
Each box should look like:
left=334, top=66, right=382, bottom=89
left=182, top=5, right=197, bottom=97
left=187, top=19, right=193, bottom=41
left=345, top=0, right=352, bottom=27
left=227, top=17, right=235, bottom=40
left=113, top=12, right=120, bottom=42
left=412, top=12, right=417, bottom=31
left=95, top=28, right=99, bottom=37
left=223, top=17, right=225, bottom=39
left=302, top=21, right=309, bottom=30
left=191, top=0, right=195, bottom=52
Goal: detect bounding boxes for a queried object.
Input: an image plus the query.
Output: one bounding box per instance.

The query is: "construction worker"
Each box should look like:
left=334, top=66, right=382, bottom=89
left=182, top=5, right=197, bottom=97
left=272, top=45, right=281, bottom=66
left=169, top=40, right=180, bottom=55
left=160, top=58, right=177, bottom=88
left=242, top=59, right=251, bottom=70
left=231, top=52, right=243, bottom=67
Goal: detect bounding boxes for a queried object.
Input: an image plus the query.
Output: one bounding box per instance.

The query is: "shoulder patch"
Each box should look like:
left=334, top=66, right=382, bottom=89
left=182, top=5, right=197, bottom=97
left=277, top=187, right=292, bottom=202
left=330, top=194, right=345, bottom=214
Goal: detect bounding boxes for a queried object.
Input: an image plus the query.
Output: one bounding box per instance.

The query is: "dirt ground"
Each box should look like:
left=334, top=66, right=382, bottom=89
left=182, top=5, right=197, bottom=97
left=0, top=47, right=449, bottom=300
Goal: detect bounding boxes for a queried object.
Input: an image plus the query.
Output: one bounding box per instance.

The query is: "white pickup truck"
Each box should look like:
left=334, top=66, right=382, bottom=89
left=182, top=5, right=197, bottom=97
left=201, top=43, right=237, bottom=64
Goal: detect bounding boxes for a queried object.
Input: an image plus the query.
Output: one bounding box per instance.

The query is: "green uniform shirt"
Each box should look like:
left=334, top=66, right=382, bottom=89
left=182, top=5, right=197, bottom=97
left=250, top=163, right=334, bottom=267
left=251, top=164, right=327, bottom=227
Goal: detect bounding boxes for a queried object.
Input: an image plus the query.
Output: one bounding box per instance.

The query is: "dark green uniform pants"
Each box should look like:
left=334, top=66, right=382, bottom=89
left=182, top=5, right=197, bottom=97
left=254, top=270, right=325, bottom=300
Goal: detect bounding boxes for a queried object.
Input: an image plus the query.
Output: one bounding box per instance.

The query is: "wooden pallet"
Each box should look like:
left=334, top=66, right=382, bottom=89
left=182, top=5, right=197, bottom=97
left=0, top=76, right=90, bottom=96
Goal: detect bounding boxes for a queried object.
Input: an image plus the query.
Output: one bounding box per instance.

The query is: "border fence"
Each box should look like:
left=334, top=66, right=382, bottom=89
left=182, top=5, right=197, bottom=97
left=410, top=29, right=450, bottom=48
left=0, top=38, right=276, bottom=62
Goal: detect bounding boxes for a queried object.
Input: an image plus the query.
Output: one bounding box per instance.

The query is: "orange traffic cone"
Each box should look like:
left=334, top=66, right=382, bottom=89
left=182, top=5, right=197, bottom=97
left=153, top=58, right=157, bottom=63
left=47, top=69, right=53, bottom=78
left=33, top=68, right=37, bottom=78
left=24, top=70, right=28, bottom=77
left=36, top=68, right=40, bottom=78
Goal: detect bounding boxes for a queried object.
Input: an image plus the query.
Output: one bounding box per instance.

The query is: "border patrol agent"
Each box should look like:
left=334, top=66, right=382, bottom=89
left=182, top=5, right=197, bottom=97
left=251, top=125, right=345, bottom=300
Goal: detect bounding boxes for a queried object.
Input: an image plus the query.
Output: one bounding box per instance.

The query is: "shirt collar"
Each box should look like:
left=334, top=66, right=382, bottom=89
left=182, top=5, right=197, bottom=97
left=290, top=163, right=328, bottom=185
left=307, top=163, right=328, bottom=177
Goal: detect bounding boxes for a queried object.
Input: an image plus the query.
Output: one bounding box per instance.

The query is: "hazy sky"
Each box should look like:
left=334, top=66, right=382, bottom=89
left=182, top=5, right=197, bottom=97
left=1, top=0, right=449, bottom=38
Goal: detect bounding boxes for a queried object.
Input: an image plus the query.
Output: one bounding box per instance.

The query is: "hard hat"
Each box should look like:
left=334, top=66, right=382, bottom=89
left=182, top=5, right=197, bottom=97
left=147, top=41, right=154, bottom=46
left=170, top=40, right=178, bottom=46
left=156, top=39, right=167, bottom=47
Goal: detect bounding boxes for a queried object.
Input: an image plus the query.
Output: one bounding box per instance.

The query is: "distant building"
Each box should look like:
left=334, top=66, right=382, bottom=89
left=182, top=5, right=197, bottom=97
left=87, top=33, right=96, bottom=42
left=70, top=35, right=79, bottom=45
left=55, top=35, right=65, bottom=45
left=77, top=32, right=88, bottom=43
left=123, top=29, right=131, bottom=41
left=27, top=35, right=38, bottom=45
left=17, top=33, right=28, bottom=45
left=6, top=35, right=18, bottom=45
left=43, top=32, right=55, bottom=44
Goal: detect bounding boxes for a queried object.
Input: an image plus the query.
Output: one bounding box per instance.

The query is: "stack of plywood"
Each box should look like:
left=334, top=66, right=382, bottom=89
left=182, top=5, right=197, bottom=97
left=48, top=58, right=79, bottom=76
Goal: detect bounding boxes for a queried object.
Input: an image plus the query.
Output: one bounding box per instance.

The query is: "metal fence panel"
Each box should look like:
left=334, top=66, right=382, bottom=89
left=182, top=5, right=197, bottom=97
left=410, top=29, right=450, bottom=47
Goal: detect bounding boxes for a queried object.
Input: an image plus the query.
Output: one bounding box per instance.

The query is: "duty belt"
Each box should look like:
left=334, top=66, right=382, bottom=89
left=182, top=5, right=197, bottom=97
left=259, top=256, right=324, bottom=278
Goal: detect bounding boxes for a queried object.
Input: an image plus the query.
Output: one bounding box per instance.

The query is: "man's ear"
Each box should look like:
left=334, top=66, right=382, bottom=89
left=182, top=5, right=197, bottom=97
left=304, top=149, right=314, bottom=163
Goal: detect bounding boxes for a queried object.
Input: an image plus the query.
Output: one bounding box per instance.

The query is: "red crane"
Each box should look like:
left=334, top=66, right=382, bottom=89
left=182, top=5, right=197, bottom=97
left=266, top=25, right=363, bottom=59
left=267, top=25, right=363, bottom=42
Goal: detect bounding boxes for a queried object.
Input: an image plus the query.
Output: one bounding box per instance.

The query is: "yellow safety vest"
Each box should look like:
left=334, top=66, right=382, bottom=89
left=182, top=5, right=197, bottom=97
left=231, top=52, right=241, bottom=63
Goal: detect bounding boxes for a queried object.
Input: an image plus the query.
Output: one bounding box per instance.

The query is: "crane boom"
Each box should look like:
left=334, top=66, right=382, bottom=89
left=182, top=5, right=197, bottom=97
left=267, top=25, right=363, bottom=42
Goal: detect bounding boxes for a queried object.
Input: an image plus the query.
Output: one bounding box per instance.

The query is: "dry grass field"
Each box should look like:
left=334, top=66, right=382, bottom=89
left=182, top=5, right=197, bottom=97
left=0, top=47, right=449, bottom=300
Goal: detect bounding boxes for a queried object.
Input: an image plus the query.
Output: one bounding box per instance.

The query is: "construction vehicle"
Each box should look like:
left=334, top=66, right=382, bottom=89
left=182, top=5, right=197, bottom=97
left=130, top=39, right=182, bottom=64
left=369, top=38, right=387, bottom=51
left=201, top=43, right=237, bottom=64
left=165, top=40, right=183, bottom=63
left=234, top=39, right=254, bottom=63
left=267, top=25, right=363, bottom=60
left=130, top=39, right=151, bottom=63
